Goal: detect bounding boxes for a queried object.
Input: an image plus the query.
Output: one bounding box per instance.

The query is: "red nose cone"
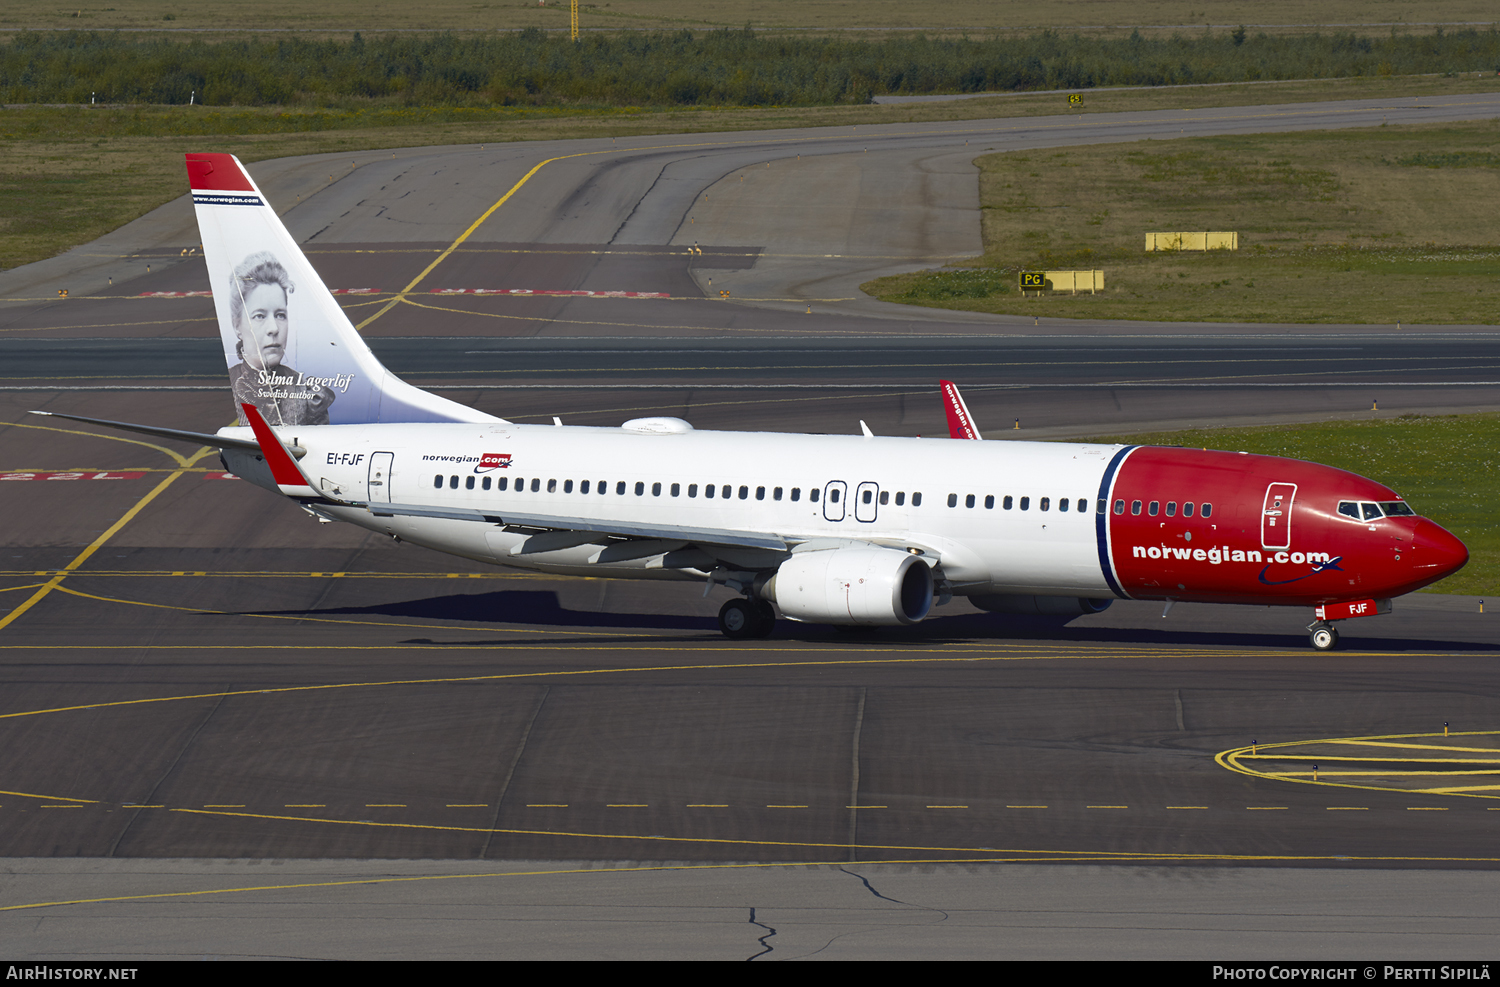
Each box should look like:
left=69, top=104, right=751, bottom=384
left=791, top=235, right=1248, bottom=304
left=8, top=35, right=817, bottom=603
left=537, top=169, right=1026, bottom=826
left=1412, top=521, right=1469, bottom=581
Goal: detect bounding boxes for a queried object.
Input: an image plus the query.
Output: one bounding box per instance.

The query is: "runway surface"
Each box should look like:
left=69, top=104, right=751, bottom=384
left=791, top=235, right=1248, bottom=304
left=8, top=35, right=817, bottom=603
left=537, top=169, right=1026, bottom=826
left=2, top=93, right=1500, bottom=959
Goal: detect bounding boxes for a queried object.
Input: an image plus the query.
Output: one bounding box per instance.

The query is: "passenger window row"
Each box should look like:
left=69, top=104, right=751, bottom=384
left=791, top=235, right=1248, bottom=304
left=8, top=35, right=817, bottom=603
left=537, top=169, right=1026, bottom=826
left=1114, top=499, right=1214, bottom=518
left=430, top=475, right=925, bottom=507
left=946, top=494, right=1095, bottom=513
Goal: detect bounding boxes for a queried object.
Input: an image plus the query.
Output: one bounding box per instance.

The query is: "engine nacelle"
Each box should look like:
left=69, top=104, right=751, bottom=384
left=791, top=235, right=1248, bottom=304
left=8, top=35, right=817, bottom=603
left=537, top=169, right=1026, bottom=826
left=764, top=546, right=934, bottom=625
left=969, top=594, right=1114, bottom=616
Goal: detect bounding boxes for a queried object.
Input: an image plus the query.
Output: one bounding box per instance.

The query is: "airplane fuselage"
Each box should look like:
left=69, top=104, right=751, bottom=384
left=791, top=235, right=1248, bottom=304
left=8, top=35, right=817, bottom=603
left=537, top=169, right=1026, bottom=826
left=221, top=419, right=1465, bottom=610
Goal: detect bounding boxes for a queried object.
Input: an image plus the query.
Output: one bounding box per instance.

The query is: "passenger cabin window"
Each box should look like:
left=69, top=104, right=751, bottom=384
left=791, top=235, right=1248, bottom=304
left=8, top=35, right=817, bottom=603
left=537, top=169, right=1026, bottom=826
left=1182, top=502, right=1193, bottom=517
left=912, top=492, right=922, bottom=507
left=965, top=494, right=975, bottom=508
left=895, top=492, right=904, bottom=506
left=1040, top=497, right=1050, bottom=512
left=1148, top=501, right=1159, bottom=516
left=689, top=484, right=699, bottom=497
left=531, top=479, right=540, bottom=493
left=1058, top=498, right=1068, bottom=512
left=1164, top=501, right=1176, bottom=517
left=449, top=475, right=459, bottom=489
left=433, top=475, right=442, bottom=489
left=498, top=478, right=508, bottom=491
left=1201, top=503, right=1212, bottom=518
left=948, top=494, right=958, bottom=508
left=1131, top=500, right=1141, bottom=515
left=482, top=477, right=491, bottom=491
left=1003, top=496, right=1013, bottom=510
left=984, top=495, right=994, bottom=509
left=810, top=489, right=820, bottom=503
left=1019, top=497, right=1030, bottom=511
left=792, top=488, right=802, bottom=502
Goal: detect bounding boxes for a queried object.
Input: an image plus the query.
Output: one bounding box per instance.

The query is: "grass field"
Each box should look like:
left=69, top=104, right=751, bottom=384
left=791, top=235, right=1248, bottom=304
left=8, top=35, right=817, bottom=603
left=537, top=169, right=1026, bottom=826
left=4, top=1, right=1498, bottom=34
left=5, top=73, right=1497, bottom=272
left=866, top=118, right=1500, bottom=325
left=1094, top=413, right=1499, bottom=597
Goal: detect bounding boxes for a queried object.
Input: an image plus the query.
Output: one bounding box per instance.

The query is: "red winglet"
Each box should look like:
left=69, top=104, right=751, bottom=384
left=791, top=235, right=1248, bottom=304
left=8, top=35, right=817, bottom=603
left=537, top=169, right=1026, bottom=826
left=240, top=403, right=318, bottom=496
left=940, top=380, right=982, bottom=440
left=185, top=153, right=255, bottom=192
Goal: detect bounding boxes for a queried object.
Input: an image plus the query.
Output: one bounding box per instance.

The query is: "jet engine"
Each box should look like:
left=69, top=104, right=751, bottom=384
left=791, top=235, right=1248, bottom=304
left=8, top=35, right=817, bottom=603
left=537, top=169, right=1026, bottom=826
left=762, top=546, right=934, bottom=625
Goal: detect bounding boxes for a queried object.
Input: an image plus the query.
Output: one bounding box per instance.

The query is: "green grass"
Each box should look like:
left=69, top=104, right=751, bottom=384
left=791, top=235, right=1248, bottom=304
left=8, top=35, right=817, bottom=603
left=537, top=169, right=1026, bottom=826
left=865, top=120, right=1500, bottom=325
left=1089, top=413, right=1500, bottom=596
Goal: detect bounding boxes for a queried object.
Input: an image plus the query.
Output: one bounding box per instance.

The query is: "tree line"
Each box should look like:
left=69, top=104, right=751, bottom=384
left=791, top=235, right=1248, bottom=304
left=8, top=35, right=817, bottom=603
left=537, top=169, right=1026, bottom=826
left=4, top=27, right=1498, bottom=107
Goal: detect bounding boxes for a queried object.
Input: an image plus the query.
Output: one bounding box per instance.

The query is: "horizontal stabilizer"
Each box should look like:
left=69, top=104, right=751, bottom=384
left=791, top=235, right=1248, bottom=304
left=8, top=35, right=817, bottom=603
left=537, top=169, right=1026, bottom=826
left=29, top=410, right=261, bottom=453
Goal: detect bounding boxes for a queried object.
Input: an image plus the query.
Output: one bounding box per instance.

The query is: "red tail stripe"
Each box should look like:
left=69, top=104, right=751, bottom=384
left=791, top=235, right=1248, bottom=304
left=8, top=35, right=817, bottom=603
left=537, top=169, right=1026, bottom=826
left=185, top=153, right=255, bottom=192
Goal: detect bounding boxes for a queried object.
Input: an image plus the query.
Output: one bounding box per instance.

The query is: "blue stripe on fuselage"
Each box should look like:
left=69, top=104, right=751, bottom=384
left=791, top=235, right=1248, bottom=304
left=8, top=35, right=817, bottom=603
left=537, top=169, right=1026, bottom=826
left=1095, top=446, right=1136, bottom=599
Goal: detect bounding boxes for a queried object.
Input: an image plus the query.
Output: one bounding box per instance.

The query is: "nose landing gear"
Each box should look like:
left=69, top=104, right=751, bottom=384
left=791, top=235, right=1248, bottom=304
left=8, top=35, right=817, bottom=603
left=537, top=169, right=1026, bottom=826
left=719, top=597, right=776, bottom=639
left=1307, top=598, right=1391, bottom=650
left=1308, top=622, right=1339, bottom=651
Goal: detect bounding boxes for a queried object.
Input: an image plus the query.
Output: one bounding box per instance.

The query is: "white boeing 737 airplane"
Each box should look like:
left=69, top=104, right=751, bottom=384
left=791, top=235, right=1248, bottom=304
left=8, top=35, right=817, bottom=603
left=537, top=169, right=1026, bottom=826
left=35, top=154, right=1469, bottom=648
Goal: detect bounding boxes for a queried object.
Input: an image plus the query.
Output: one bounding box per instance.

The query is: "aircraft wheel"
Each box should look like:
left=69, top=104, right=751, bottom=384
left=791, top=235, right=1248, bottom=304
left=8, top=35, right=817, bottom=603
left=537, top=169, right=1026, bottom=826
left=719, top=598, right=758, bottom=639
left=1309, top=625, right=1339, bottom=651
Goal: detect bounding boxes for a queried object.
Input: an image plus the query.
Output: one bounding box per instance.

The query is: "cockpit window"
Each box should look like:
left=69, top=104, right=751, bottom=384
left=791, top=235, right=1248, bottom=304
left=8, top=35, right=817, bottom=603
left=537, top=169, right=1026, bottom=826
left=1361, top=502, right=1383, bottom=521
left=1380, top=501, right=1416, bottom=517
left=1337, top=501, right=1360, bottom=520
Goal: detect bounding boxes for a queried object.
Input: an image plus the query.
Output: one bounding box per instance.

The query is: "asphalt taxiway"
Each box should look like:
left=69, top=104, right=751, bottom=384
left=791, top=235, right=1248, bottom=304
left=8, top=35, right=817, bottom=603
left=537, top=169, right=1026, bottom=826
left=2, top=94, right=1500, bottom=959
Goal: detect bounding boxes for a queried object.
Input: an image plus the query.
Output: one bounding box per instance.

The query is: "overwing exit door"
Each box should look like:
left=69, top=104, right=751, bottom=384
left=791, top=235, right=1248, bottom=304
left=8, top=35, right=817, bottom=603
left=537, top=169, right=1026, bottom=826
left=823, top=480, right=847, bottom=521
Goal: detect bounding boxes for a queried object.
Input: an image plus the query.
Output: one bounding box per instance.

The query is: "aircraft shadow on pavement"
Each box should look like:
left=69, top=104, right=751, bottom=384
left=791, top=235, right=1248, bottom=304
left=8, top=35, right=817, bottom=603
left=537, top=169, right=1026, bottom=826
left=243, top=590, right=1498, bottom=652
left=256, top=589, right=718, bottom=632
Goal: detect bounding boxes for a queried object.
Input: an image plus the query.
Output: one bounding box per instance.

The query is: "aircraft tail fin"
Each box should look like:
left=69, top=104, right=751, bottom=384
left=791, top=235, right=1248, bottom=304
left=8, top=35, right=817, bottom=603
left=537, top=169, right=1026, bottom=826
left=939, top=380, right=982, bottom=440
left=186, top=153, right=501, bottom=428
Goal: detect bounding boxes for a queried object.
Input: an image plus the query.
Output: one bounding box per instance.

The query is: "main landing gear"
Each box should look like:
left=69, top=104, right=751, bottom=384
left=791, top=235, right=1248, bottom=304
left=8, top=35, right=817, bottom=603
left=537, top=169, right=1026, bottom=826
left=1308, top=622, right=1340, bottom=651
left=719, top=598, right=776, bottom=639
